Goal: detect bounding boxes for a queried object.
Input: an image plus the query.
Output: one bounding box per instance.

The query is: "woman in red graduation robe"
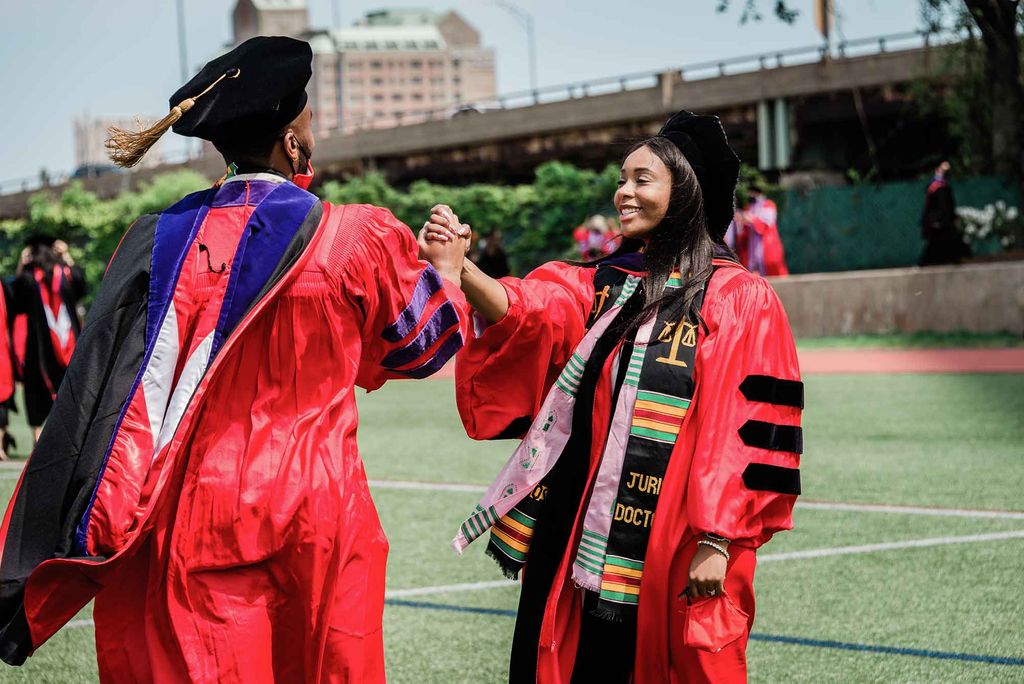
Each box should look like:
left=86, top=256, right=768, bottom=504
left=424, top=112, right=804, bottom=683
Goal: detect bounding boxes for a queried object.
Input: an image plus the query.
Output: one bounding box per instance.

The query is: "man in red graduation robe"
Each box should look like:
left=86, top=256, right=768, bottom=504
left=0, top=36, right=469, bottom=682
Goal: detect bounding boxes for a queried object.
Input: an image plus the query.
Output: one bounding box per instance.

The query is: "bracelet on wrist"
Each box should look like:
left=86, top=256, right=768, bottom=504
left=697, top=538, right=730, bottom=562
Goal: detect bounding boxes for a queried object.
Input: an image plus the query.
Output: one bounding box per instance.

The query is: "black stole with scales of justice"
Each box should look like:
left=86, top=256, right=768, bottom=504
left=485, top=260, right=708, bottom=621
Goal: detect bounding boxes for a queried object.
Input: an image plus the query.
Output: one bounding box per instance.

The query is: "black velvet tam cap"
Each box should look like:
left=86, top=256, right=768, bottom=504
left=170, top=36, right=312, bottom=145
left=657, top=111, right=741, bottom=240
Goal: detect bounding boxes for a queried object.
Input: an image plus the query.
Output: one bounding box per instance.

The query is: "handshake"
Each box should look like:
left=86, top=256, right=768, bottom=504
left=417, top=203, right=472, bottom=285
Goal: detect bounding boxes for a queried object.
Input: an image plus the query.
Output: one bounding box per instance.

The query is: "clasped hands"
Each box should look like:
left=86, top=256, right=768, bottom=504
left=418, top=204, right=471, bottom=285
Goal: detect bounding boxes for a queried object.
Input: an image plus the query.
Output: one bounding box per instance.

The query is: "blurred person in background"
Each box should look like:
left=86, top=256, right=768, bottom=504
left=728, top=183, right=788, bottom=277
left=0, top=280, right=15, bottom=460
left=424, top=111, right=803, bottom=684
left=919, top=160, right=971, bottom=266
left=573, top=221, right=590, bottom=259
left=585, top=214, right=611, bottom=259
left=10, top=236, right=85, bottom=443
left=476, top=228, right=511, bottom=278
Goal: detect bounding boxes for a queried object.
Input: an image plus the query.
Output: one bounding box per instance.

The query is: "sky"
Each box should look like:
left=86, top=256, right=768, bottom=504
left=0, top=0, right=925, bottom=184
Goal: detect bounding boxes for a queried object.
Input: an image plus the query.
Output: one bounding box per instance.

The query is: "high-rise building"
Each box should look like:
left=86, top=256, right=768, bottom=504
left=232, top=0, right=310, bottom=43
left=231, top=2, right=497, bottom=134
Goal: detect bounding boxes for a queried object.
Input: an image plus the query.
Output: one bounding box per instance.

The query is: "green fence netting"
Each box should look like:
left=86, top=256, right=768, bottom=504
left=777, top=176, right=1018, bottom=274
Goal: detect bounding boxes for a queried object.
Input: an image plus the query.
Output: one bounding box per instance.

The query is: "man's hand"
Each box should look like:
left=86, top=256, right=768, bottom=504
left=686, top=541, right=729, bottom=599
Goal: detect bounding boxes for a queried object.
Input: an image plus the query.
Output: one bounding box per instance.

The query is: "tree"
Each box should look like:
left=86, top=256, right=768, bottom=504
left=715, top=0, right=798, bottom=23
left=922, top=1, right=1022, bottom=180
left=320, top=161, right=619, bottom=274
left=718, top=1, right=1024, bottom=188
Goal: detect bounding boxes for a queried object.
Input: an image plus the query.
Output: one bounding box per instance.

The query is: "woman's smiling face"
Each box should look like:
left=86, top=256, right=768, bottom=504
left=614, top=145, right=673, bottom=241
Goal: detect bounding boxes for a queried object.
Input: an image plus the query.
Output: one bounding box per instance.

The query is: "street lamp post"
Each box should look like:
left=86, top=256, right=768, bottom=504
left=492, top=1, right=538, bottom=96
left=176, top=0, right=189, bottom=83
left=175, top=0, right=191, bottom=158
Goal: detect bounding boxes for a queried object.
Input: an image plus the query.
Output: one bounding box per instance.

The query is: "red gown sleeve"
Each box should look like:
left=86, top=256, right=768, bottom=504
left=687, top=272, right=803, bottom=544
left=343, top=206, right=470, bottom=391
left=455, top=261, right=596, bottom=440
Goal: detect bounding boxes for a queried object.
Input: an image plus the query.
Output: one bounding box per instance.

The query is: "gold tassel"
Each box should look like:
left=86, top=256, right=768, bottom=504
left=106, top=67, right=241, bottom=168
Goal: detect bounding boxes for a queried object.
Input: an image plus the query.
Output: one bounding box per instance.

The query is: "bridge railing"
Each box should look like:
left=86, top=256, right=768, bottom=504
left=331, top=29, right=960, bottom=134
left=1, top=29, right=962, bottom=198
left=0, top=146, right=200, bottom=198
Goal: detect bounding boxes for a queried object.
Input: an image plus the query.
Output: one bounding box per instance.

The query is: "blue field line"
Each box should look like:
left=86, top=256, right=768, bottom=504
left=746, top=634, right=1024, bottom=666
left=387, top=598, right=517, bottom=617
left=384, top=599, right=1024, bottom=667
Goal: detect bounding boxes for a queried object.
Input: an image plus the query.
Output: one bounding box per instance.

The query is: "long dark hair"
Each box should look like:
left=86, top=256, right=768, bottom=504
left=610, top=137, right=717, bottom=335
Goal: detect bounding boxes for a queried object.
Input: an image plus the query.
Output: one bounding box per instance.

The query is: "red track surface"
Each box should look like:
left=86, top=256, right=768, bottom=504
left=797, top=348, right=1024, bottom=374
left=429, top=348, right=1024, bottom=379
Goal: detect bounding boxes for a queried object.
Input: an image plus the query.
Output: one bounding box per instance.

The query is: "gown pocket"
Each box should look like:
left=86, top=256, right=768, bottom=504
left=677, top=591, right=750, bottom=653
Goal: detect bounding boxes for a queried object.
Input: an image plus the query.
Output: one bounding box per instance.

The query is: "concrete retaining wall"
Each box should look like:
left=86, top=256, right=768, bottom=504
left=770, top=260, right=1024, bottom=337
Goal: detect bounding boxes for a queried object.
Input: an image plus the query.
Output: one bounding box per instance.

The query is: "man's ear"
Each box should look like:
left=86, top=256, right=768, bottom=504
left=282, top=130, right=299, bottom=161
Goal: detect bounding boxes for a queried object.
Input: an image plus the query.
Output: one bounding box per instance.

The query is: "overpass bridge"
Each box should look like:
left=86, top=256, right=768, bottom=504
left=0, top=31, right=958, bottom=218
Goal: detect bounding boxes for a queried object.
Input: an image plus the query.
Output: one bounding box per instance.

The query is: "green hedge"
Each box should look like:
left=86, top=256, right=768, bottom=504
left=319, top=161, right=620, bottom=274
left=3, top=168, right=1017, bottom=302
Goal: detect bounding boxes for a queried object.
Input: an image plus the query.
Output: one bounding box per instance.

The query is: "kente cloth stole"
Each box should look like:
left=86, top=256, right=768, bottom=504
left=452, top=264, right=704, bottom=621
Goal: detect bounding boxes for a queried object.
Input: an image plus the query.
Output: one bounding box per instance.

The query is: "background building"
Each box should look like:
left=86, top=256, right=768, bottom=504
left=73, top=115, right=167, bottom=171
left=232, top=1, right=497, bottom=134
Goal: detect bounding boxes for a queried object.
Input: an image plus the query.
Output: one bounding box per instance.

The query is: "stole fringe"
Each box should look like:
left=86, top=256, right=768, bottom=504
left=589, top=604, right=625, bottom=623
left=485, top=544, right=522, bottom=580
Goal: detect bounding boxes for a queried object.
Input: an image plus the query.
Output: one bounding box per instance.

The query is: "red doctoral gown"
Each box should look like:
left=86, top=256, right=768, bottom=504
left=455, top=256, right=803, bottom=683
left=0, top=175, right=468, bottom=682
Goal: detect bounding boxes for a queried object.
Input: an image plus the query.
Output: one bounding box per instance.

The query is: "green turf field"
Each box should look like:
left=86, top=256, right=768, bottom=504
left=0, top=373, right=1021, bottom=683
left=795, top=331, right=1024, bottom=349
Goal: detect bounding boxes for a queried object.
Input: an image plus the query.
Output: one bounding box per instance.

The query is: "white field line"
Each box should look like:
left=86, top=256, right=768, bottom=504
left=61, top=529, right=1024, bottom=630
left=367, top=479, right=488, bottom=494
left=797, top=500, right=1024, bottom=520
left=4, top=475, right=1021, bottom=520
left=386, top=579, right=517, bottom=598
left=758, top=529, right=1024, bottom=562
left=367, top=478, right=1024, bottom=520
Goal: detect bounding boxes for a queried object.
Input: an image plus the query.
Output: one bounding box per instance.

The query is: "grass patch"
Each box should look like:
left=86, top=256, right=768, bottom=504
left=0, top=374, right=1021, bottom=682
left=796, top=331, right=1024, bottom=349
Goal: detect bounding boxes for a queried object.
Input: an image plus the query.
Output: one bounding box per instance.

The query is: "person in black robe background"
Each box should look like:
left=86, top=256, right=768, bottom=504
left=10, top=237, right=85, bottom=441
left=475, top=228, right=511, bottom=278
left=919, top=161, right=971, bottom=266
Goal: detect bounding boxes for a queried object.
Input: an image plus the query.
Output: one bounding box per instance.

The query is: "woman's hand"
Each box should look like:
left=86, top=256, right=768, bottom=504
left=418, top=214, right=468, bottom=285
left=686, top=541, right=729, bottom=598
left=422, top=204, right=471, bottom=253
